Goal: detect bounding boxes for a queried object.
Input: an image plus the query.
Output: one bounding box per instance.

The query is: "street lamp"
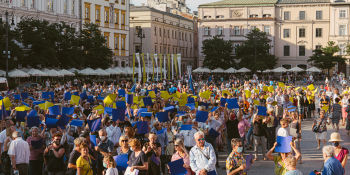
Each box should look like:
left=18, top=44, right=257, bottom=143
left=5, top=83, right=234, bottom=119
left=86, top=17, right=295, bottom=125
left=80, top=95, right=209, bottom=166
left=136, top=26, right=145, bottom=82
left=1, top=11, right=15, bottom=78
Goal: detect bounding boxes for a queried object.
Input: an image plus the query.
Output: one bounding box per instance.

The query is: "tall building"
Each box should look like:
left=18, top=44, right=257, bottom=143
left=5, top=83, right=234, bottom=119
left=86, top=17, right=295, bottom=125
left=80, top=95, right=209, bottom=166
left=0, top=0, right=80, bottom=28
left=198, top=0, right=350, bottom=74
left=82, top=0, right=130, bottom=67
left=147, top=0, right=190, bottom=14
left=129, top=6, right=196, bottom=70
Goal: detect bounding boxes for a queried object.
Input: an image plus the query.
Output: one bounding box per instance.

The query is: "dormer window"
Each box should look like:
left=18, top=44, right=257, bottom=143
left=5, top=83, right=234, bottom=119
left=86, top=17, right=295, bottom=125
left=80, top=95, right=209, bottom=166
left=263, top=14, right=271, bottom=18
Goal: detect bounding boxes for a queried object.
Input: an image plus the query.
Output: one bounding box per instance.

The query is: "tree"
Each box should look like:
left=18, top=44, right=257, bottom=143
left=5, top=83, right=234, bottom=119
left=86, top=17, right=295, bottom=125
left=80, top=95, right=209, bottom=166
left=202, top=36, right=234, bottom=69
left=308, top=41, right=345, bottom=75
left=79, top=23, right=112, bottom=69
left=236, top=29, right=277, bottom=72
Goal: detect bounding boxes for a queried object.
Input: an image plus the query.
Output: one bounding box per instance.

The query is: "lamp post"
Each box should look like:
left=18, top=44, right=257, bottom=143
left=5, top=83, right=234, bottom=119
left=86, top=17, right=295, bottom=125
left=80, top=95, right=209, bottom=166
left=2, top=11, right=14, bottom=78
left=136, top=26, right=145, bottom=82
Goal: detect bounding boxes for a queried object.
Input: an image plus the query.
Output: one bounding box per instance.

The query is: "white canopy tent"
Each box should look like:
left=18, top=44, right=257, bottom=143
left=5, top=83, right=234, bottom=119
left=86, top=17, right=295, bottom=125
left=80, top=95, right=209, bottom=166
left=211, top=68, right=225, bottom=73
left=27, top=68, right=48, bottom=76
left=307, top=66, right=322, bottom=73
left=200, top=67, right=211, bottom=73
left=263, top=69, right=271, bottom=73
left=288, top=67, right=305, bottom=72
left=9, top=69, right=30, bottom=78
left=42, top=69, right=64, bottom=77
left=225, top=68, right=237, bottom=73
left=68, top=68, right=79, bottom=73
left=272, top=67, right=288, bottom=73
left=0, top=70, right=6, bottom=77
left=192, top=67, right=203, bottom=73
left=105, top=68, right=120, bottom=75
left=112, top=67, right=124, bottom=75
left=79, top=68, right=98, bottom=75
left=237, top=68, right=251, bottom=73
left=58, top=69, right=75, bottom=76
left=95, top=68, right=110, bottom=76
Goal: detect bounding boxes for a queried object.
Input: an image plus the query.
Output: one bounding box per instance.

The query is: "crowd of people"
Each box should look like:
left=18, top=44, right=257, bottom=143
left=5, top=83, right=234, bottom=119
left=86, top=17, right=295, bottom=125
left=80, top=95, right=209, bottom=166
left=0, top=75, right=348, bottom=175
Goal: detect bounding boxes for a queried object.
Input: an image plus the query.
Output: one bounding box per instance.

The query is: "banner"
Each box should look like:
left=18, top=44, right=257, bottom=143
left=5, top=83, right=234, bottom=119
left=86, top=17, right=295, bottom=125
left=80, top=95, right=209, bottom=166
left=136, top=53, right=141, bottom=82
left=146, top=53, right=150, bottom=82
left=132, top=53, right=135, bottom=82
left=164, top=54, right=166, bottom=79
left=155, top=54, right=158, bottom=81
left=174, top=54, right=178, bottom=78
left=177, top=54, right=182, bottom=79
left=142, top=53, right=146, bottom=83
left=171, top=54, right=174, bottom=80
left=151, top=54, right=154, bottom=81
left=167, top=54, right=171, bottom=80
left=159, top=54, right=163, bottom=80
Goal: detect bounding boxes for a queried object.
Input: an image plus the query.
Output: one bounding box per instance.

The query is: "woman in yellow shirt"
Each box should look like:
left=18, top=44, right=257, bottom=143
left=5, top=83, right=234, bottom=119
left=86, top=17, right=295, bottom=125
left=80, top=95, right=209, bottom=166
left=76, top=144, right=93, bottom=175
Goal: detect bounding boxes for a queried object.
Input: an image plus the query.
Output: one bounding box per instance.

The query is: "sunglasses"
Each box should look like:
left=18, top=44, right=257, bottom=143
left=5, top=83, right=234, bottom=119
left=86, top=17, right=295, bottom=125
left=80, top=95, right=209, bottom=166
left=121, top=140, right=128, bottom=142
left=197, top=138, right=205, bottom=141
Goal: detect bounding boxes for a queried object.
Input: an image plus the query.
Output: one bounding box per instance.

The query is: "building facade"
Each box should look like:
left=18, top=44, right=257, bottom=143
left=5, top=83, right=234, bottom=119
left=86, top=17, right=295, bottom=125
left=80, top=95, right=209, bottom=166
left=82, top=0, right=129, bottom=67
left=129, top=6, right=196, bottom=69
left=147, top=0, right=190, bottom=14
left=0, top=0, right=80, bottom=28
left=198, top=0, right=350, bottom=74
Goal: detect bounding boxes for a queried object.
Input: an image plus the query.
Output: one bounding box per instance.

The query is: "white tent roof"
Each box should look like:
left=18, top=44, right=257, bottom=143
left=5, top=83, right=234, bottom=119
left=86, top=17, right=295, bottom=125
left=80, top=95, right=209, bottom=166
left=225, top=67, right=237, bottom=73
left=68, top=68, right=79, bottom=73
left=211, top=68, right=225, bottom=73
left=105, top=68, right=120, bottom=75
left=42, top=69, right=64, bottom=77
left=0, top=70, right=6, bottom=76
left=79, top=68, right=98, bottom=75
left=192, top=67, right=203, bottom=73
left=307, top=66, right=322, bottom=72
left=27, top=68, right=48, bottom=77
left=9, top=69, right=30, bottom=78
left=58, top=69, right=75, bottom=76
left=200, top=67, right=211, bottom=73
left=272, top=67, right=288, bottom=73
left=112, top=67, right=124, bottom=75
left=95, top=68, right=110, bottom=76
left=237, top=68, right=251, bottom=73
left=263, top=69, right=271, bottom=73
left=288, top=67, right=305, bottom=72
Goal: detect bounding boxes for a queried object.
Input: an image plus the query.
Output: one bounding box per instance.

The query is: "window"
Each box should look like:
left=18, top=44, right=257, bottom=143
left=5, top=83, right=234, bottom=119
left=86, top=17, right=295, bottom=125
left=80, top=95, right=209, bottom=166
left=72, top=0, right=76, bottom=15
left=114, top=9, right=119, bottom=24
left=47, top=0, right=53, bottom=12
left=284, top=45, right=290, bottom=56
left=284, top=11, right=290, bottom=20
left=154, top=27, right=157, bottom=36
left=299, top=11, right=305, bottom=20
left=233, top=26, right=240, bottom=35
left=316, top=11, right=322, bottom=20
left=250, top=26, right=256, bottom=31
left=104, top=32, right=110, bottom=47
left=299, top=28, right=305, bottom=38
left=114, top=34, right=119, bottom=50
left=95, top=5, right=101, bottom=22
left=168, top=30, right=170, bottom=38
left=283, top=29, right=290, bottom=38
left=340, top=10, right=347, bottom=18
left=316, top=45, right=322, bottom=50
left=121, top=10, right=125, bottom=25
left=339, top=25, right=346, bottom=36
left=339, top=43, right=346, bottom=55
left=159, top=28, right=162, bottom=36
left=204, top=27, right=210, bottom=36
left=121, top=35, right=126, bottom=50
left=84, top=3, right=91, bottom=20
left=217, top=27, right=223, bottom=36
left=264, top=26, right=270, bottom=35
left=63, top=0, right=68, bottom=14
left=233, top=43, right=240, bottom=55
left=104, top=7, right=110, bottom=24
left=316, top=28, right=322, bottom=37
left=30, top=0, right=35, bottom=8
left=263, top=14, right=271, bottom=18
left=299, top=45, right=305, bottom=56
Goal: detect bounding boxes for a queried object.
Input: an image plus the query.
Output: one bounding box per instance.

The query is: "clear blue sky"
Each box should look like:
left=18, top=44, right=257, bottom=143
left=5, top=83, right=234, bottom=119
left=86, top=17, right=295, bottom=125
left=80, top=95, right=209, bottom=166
left=130, top=0, right=217, bottom=12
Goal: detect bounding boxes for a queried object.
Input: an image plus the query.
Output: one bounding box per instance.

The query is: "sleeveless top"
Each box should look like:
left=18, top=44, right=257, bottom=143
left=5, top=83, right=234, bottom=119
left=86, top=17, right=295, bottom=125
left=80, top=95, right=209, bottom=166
left=45, top=145, right=65, bottom=172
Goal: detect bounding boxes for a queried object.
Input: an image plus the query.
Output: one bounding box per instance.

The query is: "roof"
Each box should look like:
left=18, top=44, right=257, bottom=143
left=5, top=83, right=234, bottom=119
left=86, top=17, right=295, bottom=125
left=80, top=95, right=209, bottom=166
left=199, top=0, right=278, bottom=8
left=130, top=6, right=193, bottom=22
left=277, top=0, right=330, bottom=4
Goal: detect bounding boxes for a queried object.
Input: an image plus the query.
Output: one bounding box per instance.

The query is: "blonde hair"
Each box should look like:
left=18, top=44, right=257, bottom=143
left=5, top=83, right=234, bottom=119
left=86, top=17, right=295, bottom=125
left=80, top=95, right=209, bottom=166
left=280, top=118, right=289, bottom=124
left=128, top=138, right=141, bottom=149
left=285, top=156, right=296, bottom=168
left=174, top=139, right=188, bottom=155
left=119, top=135, right=129, bottom=146
left=103, top=155, right=116, bottom=168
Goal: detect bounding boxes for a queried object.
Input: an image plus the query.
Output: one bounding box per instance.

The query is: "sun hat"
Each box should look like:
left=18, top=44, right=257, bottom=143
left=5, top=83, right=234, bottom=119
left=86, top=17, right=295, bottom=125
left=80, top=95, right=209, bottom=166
left=328, top=132, right=343, bottom=142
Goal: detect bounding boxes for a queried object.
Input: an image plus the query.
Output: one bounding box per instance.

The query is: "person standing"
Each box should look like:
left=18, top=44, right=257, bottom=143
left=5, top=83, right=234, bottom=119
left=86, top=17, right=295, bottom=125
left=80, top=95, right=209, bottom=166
left=171, top=139, right=191, bottom=175
left=44, top=133, right=66, bottom=175
left=189, top=131, right=216, bottom=175
left=328, top=132, right=348, bottom=170
left=26, top=127, right=45, bottom=175
left=312, top=110, right=328, bottom=150
left=8, top=131, right=30, bottom=175
left=331, top=98, right=342, bottom=132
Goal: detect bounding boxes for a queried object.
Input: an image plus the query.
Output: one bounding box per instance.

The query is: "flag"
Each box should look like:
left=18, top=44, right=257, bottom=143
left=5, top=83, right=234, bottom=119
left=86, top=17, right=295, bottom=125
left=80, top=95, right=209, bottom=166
left=1, top=100, right=6, bottom=120
left=189, top=74, right=195, bottom=95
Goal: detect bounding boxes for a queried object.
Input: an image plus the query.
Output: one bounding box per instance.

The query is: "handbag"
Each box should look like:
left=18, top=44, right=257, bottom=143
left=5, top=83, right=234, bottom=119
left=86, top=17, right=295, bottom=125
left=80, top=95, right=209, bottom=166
left=312, top=118, right=324, bottom=133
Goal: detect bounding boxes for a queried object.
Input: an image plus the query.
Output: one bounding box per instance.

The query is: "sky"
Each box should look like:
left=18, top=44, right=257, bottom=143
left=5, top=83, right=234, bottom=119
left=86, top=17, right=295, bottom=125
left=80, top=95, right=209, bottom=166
left=130, top=0, right=217, bottom=12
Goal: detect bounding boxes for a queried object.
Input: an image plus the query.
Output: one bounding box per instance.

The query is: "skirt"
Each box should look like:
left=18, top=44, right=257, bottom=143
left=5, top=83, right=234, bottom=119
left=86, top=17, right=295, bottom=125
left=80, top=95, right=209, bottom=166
left=315, top=131, right=327, bottom=140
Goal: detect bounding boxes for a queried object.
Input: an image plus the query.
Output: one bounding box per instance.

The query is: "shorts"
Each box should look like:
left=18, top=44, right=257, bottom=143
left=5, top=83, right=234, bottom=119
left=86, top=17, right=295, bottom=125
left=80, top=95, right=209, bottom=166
left=297, top=107, right=304, bottom=115
left=315, top=132, right=327, bottom=140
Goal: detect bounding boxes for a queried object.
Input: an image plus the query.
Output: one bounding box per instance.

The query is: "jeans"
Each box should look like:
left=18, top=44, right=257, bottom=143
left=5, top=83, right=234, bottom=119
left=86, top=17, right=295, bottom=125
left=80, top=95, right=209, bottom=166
left=29, top=160, right=43, bottom=175
left=246, top=127, right=253, bottom=145
left=253, top=135, right=266, bottom=159
left=15, top=163, right=29, bottom=175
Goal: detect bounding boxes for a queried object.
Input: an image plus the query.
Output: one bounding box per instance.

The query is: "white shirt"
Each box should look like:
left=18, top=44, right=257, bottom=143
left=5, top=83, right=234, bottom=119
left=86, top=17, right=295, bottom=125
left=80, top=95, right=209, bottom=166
left=0, top=129, right=7, bottom=153
left=8, top=137, right=30, bottom=164
left=105, top=168, right=119, bottom=175
left=106, top=125, right=121, bottom=146
left=277, top=127, right=290, bottom=137
left=178, top=128, right=197, bottom=147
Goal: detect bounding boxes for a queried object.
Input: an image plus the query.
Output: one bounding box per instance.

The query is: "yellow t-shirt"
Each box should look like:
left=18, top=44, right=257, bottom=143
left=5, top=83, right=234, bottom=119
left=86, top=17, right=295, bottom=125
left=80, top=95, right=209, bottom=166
left=76, top=156, right=93, bottom=175
left=274, top=155, right=287, bottom=175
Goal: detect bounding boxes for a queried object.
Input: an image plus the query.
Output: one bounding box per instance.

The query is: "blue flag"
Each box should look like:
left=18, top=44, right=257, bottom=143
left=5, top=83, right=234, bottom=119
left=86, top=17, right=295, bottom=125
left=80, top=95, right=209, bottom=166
left=1, top=100, right=7, bottom=120
left=189, top=74, right=195, bottom=95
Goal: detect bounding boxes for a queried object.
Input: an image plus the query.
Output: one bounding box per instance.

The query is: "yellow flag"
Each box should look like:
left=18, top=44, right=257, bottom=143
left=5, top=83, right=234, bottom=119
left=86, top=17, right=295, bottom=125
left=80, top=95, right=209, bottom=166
left=268, top=86, right=274, bottom=92
left=149, top=91, right=156, bottom=98
left=295, top=87, right=300, bottom=91
left=167, top=54, right=171, bottom=79
left=104, top=95, right=114, bottom=105
left=70, top=95, right=80, bottom=106
left=289, top=97, right=294, bottom=102
left=39, top=101, right=54, bottom=110
left=222, top=90, right=232, bottom=96
left=307, top=84, right=315, bottom=91
left=174, top=54, right=178, bottom=77
left=263, top=86, right=268, bottom=92
left=272, top=101, right=277, bottom=106
left=322, top=105, right=329, bottom=112
left=151, top=54, right=155, bottom=81
left=254, top=89, right=259, bottom=94
left=264, top=95, right=268, bottom=99
left=278, top=82, right=285, bottom=87
left=244, top=90, right=251, bottom=98
left=93, top=105, right=104, bottom=114
left=0, top=97, right=12, bottom=109
left=253, top=100, right=260, bottom=105
left=199, top=91, right=211, bottom=100
left=160, top=91, right=170, bottom=100
left=15, top=105, right=31, bottom=111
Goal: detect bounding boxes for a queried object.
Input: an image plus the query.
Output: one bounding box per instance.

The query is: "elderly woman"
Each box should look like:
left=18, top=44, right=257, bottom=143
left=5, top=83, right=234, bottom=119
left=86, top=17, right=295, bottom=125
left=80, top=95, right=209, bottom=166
left=128, top=138, right=148, bottom=175
left=226, top=138, right=252, bottom=175
left=26, top=126, right=45, bottom=175
left=171, top=139, right=191, bottom=175
left=266, top=142, right=301, bottom=175
left=329, top=132, right=348, bottom=170
left=315, top=145, right=344, bottom=175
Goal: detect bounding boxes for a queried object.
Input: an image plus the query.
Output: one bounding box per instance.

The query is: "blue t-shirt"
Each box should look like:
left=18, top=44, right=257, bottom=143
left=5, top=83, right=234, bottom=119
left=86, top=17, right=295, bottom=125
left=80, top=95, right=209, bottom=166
left=322, top=157, right=344, bottom=175
left=285, top=169, right=303, bottom=175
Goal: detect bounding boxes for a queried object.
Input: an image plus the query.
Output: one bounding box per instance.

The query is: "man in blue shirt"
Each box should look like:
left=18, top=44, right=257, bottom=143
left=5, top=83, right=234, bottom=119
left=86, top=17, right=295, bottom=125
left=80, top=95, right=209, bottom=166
left=316, top=145, right=344, bottom=175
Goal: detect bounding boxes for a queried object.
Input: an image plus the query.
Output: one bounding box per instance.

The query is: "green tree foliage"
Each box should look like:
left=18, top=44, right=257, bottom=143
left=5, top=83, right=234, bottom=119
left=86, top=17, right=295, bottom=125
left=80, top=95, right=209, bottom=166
left=9, top=18, right=112, bottom=69
left=202, top=36, right=234, bottom=69
left=308, top=41, right=345, bottom=75
left=236, top=29, right=277, bottom=72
